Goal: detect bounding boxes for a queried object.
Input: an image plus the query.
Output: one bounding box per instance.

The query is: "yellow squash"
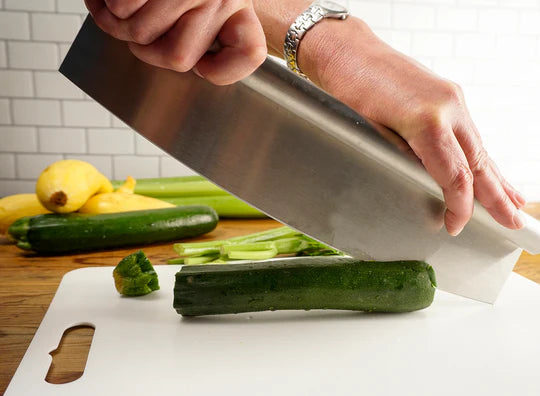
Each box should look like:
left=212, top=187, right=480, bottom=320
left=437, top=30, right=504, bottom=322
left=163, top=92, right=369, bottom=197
left=78, top=176, right=175, bottom=214
left=36, top=159, right=113, bottom=213
left=0, top=194, right=51, bottom=234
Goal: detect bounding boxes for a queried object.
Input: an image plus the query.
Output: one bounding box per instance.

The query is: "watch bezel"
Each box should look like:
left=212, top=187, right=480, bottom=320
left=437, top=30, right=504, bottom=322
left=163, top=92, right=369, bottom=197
left=315, top=1, right=349, bottom=15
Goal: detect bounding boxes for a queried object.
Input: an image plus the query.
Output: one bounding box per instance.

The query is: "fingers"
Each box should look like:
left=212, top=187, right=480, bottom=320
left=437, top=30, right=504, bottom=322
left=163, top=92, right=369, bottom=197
left=104, top=0, right=148, bottom=19
left=490, top=160, right=527, bottom=208
left=195, top=7, right=267, bottom=85
left=408, top=122, right=474, bottom=236
left=85, top=0, right=266, bottom=85
left=87, top=0, right=193, bottom=45
left=128, top=6, right=225, bottom=72
left=454, top=120, right=525, bottom=229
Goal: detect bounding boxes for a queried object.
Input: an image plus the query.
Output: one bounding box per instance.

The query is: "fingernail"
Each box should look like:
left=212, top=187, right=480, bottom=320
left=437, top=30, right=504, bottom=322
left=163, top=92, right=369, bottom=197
left=192, top=66, right=204, bottom=79
left=448, top=225, right=464, bottom=237
left=513, top=211, right=526, bottom=229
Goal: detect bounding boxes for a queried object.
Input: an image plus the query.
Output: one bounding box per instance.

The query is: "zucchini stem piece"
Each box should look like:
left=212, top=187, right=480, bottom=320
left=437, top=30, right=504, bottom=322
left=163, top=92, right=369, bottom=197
left=113, top=250, right=160, bottom=296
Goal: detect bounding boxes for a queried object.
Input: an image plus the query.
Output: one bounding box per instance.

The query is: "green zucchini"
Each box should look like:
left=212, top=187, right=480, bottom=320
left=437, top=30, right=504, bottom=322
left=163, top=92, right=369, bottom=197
left=8, top=205, right=218, bottom=254
left=174, top=257, right=437, bottom=316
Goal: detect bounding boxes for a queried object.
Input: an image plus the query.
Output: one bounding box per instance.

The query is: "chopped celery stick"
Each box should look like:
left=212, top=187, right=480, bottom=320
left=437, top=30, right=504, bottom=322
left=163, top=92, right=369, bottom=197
left=184, top=255, right=220, bottom=265
left=221, top=241, right=276, bottom=254
left=228, top=249, right=278, bottom=260
left=273, top=237, right=309, bottom=254
left=227, top=226, right=299, bottom=244
left=167, top=257, right=185, bottom=264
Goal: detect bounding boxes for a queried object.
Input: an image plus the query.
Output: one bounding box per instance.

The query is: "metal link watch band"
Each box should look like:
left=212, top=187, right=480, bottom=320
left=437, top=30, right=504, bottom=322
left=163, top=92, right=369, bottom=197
left=284, top=1, right=349, bottom=78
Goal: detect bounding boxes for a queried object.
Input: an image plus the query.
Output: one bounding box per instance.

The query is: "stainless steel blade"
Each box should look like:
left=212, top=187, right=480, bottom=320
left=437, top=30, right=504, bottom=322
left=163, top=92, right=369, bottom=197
left=60, top=17, right=540, bottom=303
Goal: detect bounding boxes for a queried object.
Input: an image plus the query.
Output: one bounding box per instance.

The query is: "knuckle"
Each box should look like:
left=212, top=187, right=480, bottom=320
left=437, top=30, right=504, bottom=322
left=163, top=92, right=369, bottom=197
left=469, top=149, right=490, bottom=177
left=128, top=21, right=153, bottom=45
left=450, top=165, right=474, bottom=193
left=167, top=53, right=194, bottom=73
left=440, top=80, right=463, bottom=106
left=105, top=0, right=130, bottom=19
left=486, top=193, right=511, bottom=211
left=244, top=44, right=267, bottom=68
left=415, top=108, right=446, bottom=138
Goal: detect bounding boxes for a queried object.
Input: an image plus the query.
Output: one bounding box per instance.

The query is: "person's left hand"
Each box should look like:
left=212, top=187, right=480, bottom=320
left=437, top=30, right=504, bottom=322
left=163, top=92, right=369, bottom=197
left=84, top=0, right=267, bottom=85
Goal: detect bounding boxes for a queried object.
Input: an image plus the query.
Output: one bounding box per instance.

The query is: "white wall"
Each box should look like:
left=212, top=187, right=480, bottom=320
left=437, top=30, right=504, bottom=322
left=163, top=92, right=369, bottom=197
left=1, top=0, right=539, bottom=200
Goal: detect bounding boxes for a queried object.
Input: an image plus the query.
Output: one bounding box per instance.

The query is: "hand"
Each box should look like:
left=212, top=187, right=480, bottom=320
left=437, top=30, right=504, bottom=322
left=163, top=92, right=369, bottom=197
left=84, top=0, right=267, bottom=85
left=298, top=17, right=526, bottom=236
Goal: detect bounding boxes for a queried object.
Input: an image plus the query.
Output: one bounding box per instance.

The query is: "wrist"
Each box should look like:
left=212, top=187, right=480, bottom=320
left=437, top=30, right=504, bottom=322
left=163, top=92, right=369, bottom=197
left=253, top=0, right=311, bottom=58
left=298, top=15, right=375, bottom=87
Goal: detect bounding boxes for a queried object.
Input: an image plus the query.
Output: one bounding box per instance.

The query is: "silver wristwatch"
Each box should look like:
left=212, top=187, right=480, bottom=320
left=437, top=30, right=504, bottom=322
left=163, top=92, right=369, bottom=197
left=284, top=1, right=349, bottom=78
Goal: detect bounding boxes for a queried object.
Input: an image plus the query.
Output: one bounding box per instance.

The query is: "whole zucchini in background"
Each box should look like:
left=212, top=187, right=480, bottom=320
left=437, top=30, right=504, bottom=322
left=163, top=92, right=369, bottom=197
left=8, top=206, right=218, bottom=254
left=174, top=257, right=437, bottom=316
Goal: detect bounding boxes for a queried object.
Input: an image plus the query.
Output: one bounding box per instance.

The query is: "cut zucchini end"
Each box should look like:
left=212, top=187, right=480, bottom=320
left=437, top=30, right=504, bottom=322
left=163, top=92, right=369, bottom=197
left=113, top=250, right=160, bottom=296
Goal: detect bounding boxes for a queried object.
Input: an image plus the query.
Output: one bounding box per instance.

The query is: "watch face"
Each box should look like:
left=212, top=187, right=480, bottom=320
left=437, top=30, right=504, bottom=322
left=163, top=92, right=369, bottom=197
left=317, top=0, right=348, bottom=13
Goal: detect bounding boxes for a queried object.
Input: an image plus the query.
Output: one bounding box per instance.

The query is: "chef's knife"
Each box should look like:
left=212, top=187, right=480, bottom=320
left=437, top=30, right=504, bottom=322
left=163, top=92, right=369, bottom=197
left=60, top=17, right=540, bottom=303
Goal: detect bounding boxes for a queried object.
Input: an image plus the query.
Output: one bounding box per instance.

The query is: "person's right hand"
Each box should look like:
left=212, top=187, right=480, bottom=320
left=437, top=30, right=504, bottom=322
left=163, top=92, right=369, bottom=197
left=297, top=16, right=527, bottom=236
left=84, top=0, right=267, bottom=85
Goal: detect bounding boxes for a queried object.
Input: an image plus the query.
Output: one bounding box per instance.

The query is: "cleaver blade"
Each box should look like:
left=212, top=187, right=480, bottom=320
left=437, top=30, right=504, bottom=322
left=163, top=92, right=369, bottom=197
left=60, top=17, right=540, bottom=303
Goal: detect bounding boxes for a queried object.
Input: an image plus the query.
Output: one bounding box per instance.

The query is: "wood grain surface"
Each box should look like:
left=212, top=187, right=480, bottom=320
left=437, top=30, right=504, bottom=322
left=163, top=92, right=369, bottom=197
left=1, top=207, right=540, bottom=395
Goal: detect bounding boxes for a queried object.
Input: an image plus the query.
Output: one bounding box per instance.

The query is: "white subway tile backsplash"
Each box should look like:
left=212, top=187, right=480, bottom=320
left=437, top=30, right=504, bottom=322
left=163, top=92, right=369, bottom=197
left=436, top=7, right=478, bottom=31
left=0, top=126, right=37, bottom=152
left=393, top=4, right=436, bottom=29
left=62, top=101, right=111, bottom=127
left=375, top=30, right=412, bottom=54
left=8, top=41, right=59, bottom=70
left=496, top=35, right=537, bottom=58
left=160, top=157, right=197, bottom=177
left=349, top=2, right=392, bottom=28
left=12, top=99, right=61, bottom=126
left=0, top=41, right=6, bottom=67
left=111, top=115, right=130, bottom=129
left=0, top=99, right=10, bottom=124
left=500, top=0, right=539, bottom=9
left=412, top=32, right=453, bottom=56
left=135, top=135, right=167, bottom=156
left=31, top=13, right=82, bottom=42
left=0, top=153, right=16, bottom=178
left=457, top=0, right=498, bottom=6
left=66, top=154, right=113, bottom=179
left=0, top=180, right=36, bottom=195
left=34, top=71, right=84, bottom=99
left=59, top=43, right=71, bottom=61
left=432, top=58, right=475, bottom=84
left=114, top=156, right=159, bottom=179
left=520, top=11, right=540, bottom=34
left=455, top=33, right=496, bottom=57
left=16, top=153, right=63, bottom=179
left=478, top=9, right=519, bottom=33
left=39, top=127, right=86, bottom=153
left=0, top=11, right=30, bottom=40
left=57, top=0, right=89, bottom=14
left=4, top=0, right=55, bottom=12
left=88, top=128, right=135, bottom=154
left=0, top=70, right=33, bottom=97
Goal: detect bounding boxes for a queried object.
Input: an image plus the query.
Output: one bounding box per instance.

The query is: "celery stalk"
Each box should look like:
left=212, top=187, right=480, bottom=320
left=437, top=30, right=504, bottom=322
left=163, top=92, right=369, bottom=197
left=171, top=226, right=344, bottom=265
left=111, top=176, right=266, bottom=218
left=111, top=176, right=227, bottom=197
left=163, top=196, right=266, bottom=218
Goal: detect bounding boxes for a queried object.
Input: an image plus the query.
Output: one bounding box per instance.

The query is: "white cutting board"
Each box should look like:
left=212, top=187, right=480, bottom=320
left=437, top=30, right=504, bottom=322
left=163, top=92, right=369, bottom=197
left=6, top=265, right=540, bottom=396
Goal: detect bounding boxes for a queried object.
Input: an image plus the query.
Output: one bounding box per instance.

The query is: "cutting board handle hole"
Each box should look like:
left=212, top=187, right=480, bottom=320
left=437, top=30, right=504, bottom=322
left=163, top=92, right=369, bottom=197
left=45, top=324, right=95, bottom=384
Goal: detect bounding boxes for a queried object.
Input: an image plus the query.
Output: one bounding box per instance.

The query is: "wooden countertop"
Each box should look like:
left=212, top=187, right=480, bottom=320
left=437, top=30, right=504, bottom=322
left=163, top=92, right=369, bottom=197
left=2, top=206, right=540, bottom=394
